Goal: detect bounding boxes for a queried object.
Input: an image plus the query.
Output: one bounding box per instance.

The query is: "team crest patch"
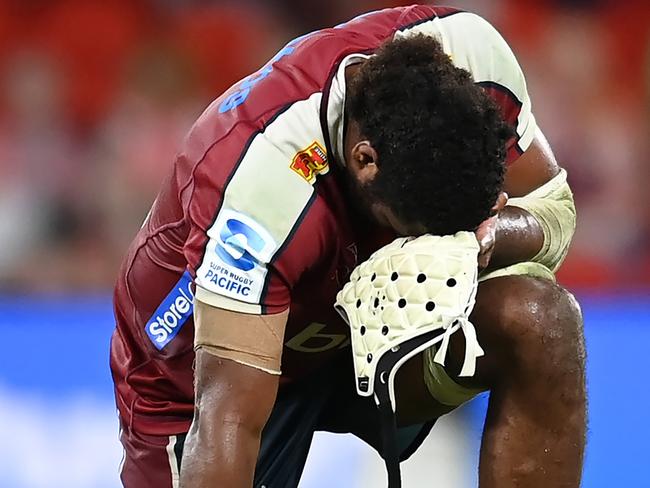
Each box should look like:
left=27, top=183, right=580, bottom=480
left=290, top=142, right=329, bottom=183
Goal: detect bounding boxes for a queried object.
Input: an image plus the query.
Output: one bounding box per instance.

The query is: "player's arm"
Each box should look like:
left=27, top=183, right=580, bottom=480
left=180, top=301, right=289, bottom=487
left=453, top=17, right=576, bottom=272
left=479, top=128, right=574, bottom=271
left=419, top=11, right=577, bottom=271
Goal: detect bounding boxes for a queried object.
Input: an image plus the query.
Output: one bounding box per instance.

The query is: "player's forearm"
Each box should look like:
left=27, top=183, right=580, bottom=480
left=180, top=351, right=280, bottom=488
left=180, top=413, right=261, bottom=487
left=487, top=206, right=544, bottom=271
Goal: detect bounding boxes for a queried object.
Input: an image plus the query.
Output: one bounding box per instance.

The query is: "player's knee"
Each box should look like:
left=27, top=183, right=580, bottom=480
left=502, top=278, right=585, bottom=385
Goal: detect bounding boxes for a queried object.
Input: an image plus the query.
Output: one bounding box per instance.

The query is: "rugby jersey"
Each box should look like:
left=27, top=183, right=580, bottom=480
left=110, top=4, right=536, bottom=435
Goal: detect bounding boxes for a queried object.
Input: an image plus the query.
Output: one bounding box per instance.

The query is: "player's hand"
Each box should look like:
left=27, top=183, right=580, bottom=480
left=475, top=192, right=508, bottom=270
left=475, top=214, right=498, bottom=270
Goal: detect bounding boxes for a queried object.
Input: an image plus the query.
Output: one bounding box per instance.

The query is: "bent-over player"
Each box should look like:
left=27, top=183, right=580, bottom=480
left=110, top=5, right=585, bottom=487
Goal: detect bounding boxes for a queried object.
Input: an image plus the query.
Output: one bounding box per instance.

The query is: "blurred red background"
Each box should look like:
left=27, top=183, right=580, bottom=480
left=0, top=0, right=648, bottom=292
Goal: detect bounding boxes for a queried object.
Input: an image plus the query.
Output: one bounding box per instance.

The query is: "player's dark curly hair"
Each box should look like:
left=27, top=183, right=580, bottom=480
left=347, top=34, right=513, bottom=235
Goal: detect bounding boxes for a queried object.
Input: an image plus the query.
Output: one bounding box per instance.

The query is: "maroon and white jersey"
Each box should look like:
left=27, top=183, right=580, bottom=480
left=111, top=4, right=537, bottom=435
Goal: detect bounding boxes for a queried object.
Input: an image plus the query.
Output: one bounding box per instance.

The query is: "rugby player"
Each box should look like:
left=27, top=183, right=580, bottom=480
left=110, top=5, right=585, bottom=487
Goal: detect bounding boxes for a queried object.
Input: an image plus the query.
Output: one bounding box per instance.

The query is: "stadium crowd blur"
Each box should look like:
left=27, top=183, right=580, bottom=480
left=0, top=0, right=648, bottom=293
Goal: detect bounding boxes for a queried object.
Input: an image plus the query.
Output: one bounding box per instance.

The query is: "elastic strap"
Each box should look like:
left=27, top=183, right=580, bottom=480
left=376, top=384, right=402, bottom=488
left=371, top=329, right=445, bottom=488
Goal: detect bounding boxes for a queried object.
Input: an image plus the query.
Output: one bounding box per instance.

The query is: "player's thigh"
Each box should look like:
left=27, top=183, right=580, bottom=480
left=382, top=275, right=569, bottom=425
left=444, top=274, right=584, bottom=391
left=119, top=426, right=185, bottom=488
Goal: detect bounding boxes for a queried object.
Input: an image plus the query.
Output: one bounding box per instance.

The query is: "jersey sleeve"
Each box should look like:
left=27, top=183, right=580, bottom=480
left=184, top=94, right=332, bottom=315
left=395, top=9, right=537, bottom=164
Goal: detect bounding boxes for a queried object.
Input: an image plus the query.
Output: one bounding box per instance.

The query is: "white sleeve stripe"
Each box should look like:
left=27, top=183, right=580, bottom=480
left=395, top=12, right=537, bottom=153
left=219, top=93, right=322, bottom=247
left=195, top=93, right=325, bottom=305
left=258, top=189, right=318, bottom=309
left=517, top=112, right=537, bottom=152
left=192, top=101, right=295, bottom=268
left=166, top=435, right=180, bottom=488
left=396, top=14, right=526, bottom=97
left=396, top=8, right=464, bottom=33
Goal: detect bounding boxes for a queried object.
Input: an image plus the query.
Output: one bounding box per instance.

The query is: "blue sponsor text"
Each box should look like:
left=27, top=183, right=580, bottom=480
left=145, top=271, right=194, bottom=350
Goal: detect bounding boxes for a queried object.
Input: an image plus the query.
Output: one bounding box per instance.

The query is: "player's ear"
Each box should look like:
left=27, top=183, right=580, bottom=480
left=490, top=191, right=508, bottom=216
left=349, top=140, right=379, bottom=184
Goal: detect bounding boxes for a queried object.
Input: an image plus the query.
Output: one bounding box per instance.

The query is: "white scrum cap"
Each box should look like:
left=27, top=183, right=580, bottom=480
left=334, top=232, right=484, bottom=408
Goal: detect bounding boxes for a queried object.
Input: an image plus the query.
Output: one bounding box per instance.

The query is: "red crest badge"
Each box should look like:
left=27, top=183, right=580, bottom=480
left=290, top=142, right=329, bottom=183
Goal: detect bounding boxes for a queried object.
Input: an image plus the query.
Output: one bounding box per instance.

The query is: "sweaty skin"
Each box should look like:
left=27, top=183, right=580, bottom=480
left=472, top=277, right=585, bottom=488
left=180, top=129, right=586, bottom=488
left=181, top=57, right=580, bottom=486
left=340, top=275, right=586, bottom=488
left=330, top=128, right=587, bottom=487
left=180, top=304, right=287, bottom=487
left=486, top=130, right=560, bottom=270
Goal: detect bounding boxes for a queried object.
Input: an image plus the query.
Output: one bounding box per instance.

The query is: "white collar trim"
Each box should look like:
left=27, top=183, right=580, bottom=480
left=326, top=53, right=371, bottom=167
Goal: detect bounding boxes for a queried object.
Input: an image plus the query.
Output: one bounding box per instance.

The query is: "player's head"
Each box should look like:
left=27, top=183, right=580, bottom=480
left=343, top=34, right=512, bottom=236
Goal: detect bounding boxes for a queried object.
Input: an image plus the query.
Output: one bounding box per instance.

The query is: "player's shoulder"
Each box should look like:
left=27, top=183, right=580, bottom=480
left=179, top=5, right=460, bottom=167
left=397, top=9, right=521, bottom=82
left=394, top=7, right=536, bottom=158
left=187, top=95, right=340, bottom=307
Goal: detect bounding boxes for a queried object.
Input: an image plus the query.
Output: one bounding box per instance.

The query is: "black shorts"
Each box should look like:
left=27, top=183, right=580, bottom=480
left=119, top=353, right=434, bottom=488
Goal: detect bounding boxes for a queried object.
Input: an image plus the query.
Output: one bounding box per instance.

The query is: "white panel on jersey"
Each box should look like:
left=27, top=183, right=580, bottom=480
left=327, top=53, right=371, bottom=166
left=395, top=12, right=537, bottom=152
left=195, top=92, right=325, bottom=307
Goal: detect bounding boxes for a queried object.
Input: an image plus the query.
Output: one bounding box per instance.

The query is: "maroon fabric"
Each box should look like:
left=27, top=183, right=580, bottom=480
left=110, top=4, right=528, bottom=437
left=119, top=423, right=183, bottom=488
left=477, top=81, right=526, bottom=160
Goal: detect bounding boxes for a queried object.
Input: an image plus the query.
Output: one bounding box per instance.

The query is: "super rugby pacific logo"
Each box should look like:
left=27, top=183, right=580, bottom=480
left=203, top=215, right=270, bottom=297
left=215, top=218, right=266, bottom=271
left=145, top=271, right=194, bottom=350
left=198, top=210, right=277, bottom=303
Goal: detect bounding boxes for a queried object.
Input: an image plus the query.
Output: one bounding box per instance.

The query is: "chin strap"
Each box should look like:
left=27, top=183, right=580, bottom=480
left=376, top=388, right=402, bottom=488
left=371, top=329, right=444, bottom=488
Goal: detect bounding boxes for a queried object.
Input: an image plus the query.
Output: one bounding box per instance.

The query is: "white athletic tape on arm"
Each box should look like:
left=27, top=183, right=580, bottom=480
left=508, top=169, right=576, bottom=273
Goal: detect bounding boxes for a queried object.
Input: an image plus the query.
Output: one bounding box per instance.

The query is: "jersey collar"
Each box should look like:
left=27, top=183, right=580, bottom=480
left=326, top=53, right=371, bottom=168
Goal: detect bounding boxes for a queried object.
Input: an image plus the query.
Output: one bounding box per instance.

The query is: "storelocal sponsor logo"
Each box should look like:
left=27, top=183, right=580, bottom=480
left=145, top=270, right=194, bottom=350
left=198, top=209, right=277, bottom=303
